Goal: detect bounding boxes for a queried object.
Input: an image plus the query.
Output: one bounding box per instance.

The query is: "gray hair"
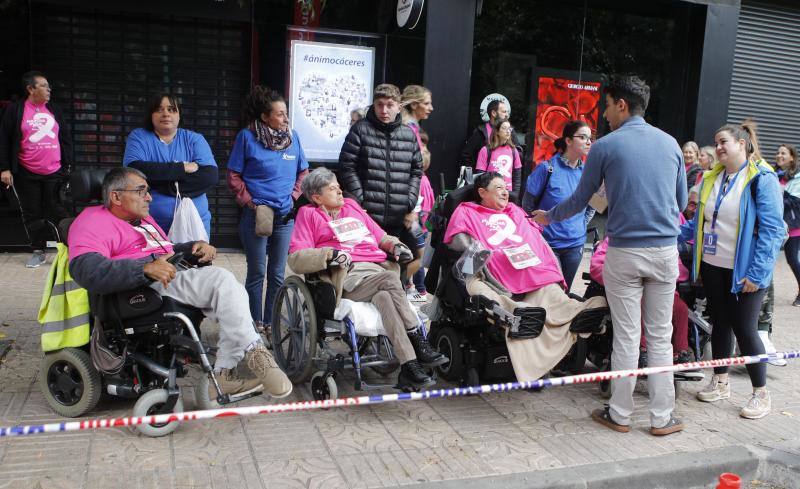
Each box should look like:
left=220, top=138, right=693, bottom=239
left=301, top=167, right=337, bottom=202
left=102, top=167, right=147, bottom=208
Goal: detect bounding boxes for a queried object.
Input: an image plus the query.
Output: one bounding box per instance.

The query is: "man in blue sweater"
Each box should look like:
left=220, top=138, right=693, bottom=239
left=533, top=76, right=687, bottom=436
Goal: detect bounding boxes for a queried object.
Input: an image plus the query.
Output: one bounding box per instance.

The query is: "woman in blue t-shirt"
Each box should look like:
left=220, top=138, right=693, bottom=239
left=522, top=120, right=593, bottom=290
left=227, top=86, right=309, bottom=330
left=123, top=93, right=218, bottom=236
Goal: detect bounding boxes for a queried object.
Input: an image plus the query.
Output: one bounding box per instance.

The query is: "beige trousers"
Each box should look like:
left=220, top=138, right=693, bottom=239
left=466, top=278, right=607, bottom=382
left=342, top=263, right=418, bottom=363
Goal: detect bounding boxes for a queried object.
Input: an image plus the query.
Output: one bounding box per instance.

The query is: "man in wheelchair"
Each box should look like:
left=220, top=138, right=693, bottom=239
left=288, top=167, right=447, bottom=391
left=67, top=167, right=292, bottom=400
left=443, top=171, right=608, bottom=381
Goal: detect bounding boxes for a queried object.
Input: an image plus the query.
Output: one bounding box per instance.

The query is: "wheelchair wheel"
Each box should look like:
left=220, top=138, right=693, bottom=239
left=39, top=348, right=102, bottom=418
left=132, top=389, right=184, bottom=437
left=271, top=276, right=318, bottom=384
left=564, top=337, right=589, bottom=375
left=310, top=371, right=338, bottom=401
left=433, top=326, right=463, bottom=382
left=369, top=337, right=400, bottom=376
left=463, top=367, right=480, bottom=387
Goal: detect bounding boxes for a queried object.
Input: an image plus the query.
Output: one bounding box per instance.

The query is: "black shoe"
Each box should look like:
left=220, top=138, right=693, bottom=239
left=793, top=295, right=800, bottom=307
left=396, top=360, right=435, bottom=391
left=407, top=330, right=448, bottom=367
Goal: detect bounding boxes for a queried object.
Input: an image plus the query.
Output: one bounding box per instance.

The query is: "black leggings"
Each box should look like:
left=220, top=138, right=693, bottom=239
left=786, top=236, right=800, bottom=293
left=701, top=262, right=766, bottom=387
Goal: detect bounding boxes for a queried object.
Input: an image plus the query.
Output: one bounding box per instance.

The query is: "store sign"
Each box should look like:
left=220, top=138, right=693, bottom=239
left=480, top=93, right=510, bottom=122
left=289, top=40, right=375, bottom=162
left=532, top=77, right=601, bottom=164
left=396, top=0, right=424, bottom=29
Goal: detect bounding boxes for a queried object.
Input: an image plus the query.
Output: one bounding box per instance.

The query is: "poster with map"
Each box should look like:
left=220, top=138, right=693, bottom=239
left=289, top=40, right=375, bottom=162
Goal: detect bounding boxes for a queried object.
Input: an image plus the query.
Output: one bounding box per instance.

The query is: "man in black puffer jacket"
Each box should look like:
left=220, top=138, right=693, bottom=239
left=338, top=84, right=423, bottom=252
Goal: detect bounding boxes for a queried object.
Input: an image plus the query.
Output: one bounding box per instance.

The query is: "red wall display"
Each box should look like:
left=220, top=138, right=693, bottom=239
left=532, top=76, right=602, bottom=165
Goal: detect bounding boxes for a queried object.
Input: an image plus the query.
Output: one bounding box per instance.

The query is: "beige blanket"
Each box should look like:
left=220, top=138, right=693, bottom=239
left=466, top=278, right=607, bottom=382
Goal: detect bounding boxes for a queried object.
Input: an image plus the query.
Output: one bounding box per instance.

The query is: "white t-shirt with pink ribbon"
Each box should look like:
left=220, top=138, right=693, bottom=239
left=290, top=198, right=388, bottom=263
left=475, top=145, right=521, bottom=190
left=68, top=206, right=174, bottom=262
left=444, top=201, right=565, bottom=294
left=18, top=100, right=61, bottom=175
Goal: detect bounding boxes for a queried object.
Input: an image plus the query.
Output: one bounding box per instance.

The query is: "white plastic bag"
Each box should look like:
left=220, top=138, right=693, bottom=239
left=333, top=299, right=387, bottom=337
left=168, top=183, right=208, bottom=243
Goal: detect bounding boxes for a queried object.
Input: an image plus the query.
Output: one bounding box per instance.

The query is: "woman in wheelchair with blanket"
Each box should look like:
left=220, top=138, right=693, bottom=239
left=443, top=171, right=608, bottom=381
left=288, top=167, right=447, bottom=391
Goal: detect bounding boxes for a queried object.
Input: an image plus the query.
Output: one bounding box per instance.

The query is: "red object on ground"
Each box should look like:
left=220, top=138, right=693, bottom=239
left=716, top=472, right=741, bottom=488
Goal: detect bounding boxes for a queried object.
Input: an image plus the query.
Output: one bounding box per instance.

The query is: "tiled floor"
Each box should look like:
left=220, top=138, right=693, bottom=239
left=1, top=251, right=799, bottom=488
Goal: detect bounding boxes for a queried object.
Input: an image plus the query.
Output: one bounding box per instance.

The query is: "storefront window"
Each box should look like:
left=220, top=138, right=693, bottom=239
left=470, top=0, right=678, bottom=150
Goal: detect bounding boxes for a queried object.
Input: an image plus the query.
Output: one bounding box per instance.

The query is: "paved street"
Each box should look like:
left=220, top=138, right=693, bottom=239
left=0, top=251, right=799, bottom=488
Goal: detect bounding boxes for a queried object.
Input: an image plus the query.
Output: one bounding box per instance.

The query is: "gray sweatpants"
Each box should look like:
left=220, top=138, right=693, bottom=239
left=604, top=246, right=678, bottom=428
left=149, top=266, right=261, bottom=370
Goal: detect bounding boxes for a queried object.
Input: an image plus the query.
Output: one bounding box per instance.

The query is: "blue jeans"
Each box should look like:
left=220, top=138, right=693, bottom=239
left=552, top=245, right=584, bottom=291
left=239, top=207, right=294, bottom=325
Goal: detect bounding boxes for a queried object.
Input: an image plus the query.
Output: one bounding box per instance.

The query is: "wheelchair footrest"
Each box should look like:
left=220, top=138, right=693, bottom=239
left=508, top=307, right=546, bottom=340
left=219, top=389, right=264, bottom=405
left=569, top=307, right=609, bottom=334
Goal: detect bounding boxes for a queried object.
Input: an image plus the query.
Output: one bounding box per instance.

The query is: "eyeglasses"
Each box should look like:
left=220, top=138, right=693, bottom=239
left=571, top=134, right=594, bottom=142
left=114, top=186, right=150, bottom=197
left=154, top=106, right=178, bottom=114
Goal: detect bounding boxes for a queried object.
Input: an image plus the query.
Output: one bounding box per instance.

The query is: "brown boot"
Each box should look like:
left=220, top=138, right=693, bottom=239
left=209, top=369, right=263, bottom=400
left=245, top=343, right=293, bottom=398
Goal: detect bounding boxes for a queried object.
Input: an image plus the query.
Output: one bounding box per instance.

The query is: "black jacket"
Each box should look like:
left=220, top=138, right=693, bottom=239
left=460, top=123, right=490, bottom=168
left=0, top=99, right=73, bottom=174
left=338, top=107, right=422, bottom=229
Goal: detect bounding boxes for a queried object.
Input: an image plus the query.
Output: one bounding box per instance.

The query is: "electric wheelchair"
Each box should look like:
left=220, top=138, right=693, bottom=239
left=38, top=168, right=261, bottom=437
left=422, top=182, right=609, bottom=386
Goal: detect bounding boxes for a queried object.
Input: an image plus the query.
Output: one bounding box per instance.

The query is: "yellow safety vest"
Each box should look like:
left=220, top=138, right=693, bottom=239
left=38, top=243, right=90, bottom=352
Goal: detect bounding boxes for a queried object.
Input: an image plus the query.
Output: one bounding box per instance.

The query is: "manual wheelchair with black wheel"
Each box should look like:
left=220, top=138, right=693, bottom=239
left=270, top=251, right=434, bottom=401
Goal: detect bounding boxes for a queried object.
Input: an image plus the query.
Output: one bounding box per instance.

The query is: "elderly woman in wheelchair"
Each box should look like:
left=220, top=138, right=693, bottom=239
left=286, top=167, right=447, bottom=392
left=443, top=171, right=608, bottom=381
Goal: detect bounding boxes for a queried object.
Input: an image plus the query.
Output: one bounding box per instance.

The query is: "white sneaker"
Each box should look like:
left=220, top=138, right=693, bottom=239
left=758, top=331, right=787, bottom=367
left=740, top=389, right=771, bottom=419
left=696, top=374, right=731, bottom=402
left=406, top=290, right=427, bottom=303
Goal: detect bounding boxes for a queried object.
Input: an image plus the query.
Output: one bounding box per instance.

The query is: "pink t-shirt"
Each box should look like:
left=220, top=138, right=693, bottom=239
left=444, top=201, right=564, bottom=294
left=18, top=100, right=61, bottom=175
left=290, top=198, right=388, bottom=263
left=475, top=145, right=521, bottom=190
left=68, top=206, right=174, bottom=261
left=419, top=174, right=434, bottom=223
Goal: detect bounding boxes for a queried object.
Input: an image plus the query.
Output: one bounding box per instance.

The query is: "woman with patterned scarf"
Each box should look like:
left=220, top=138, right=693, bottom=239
left=227, top=86, right=309, bottom=334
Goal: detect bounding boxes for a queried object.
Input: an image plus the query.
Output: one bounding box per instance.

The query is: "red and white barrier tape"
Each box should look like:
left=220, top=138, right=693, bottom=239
left=2, top=350, right=797, bottom=438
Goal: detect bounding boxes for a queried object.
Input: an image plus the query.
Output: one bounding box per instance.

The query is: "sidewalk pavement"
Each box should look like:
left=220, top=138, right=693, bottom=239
left=0, top=251, right=799, bottom=489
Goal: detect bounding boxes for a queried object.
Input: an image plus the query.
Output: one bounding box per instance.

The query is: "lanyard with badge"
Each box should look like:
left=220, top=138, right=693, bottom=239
left=703, top=163, right=746, bottom=256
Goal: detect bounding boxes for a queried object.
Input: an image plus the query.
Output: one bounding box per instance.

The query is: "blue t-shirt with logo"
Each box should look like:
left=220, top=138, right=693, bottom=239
left=526, top=153, right=586, bottom=249
left=226, top=128, right=309, bottom=216
left=122, top=127, right=216, bottom=235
